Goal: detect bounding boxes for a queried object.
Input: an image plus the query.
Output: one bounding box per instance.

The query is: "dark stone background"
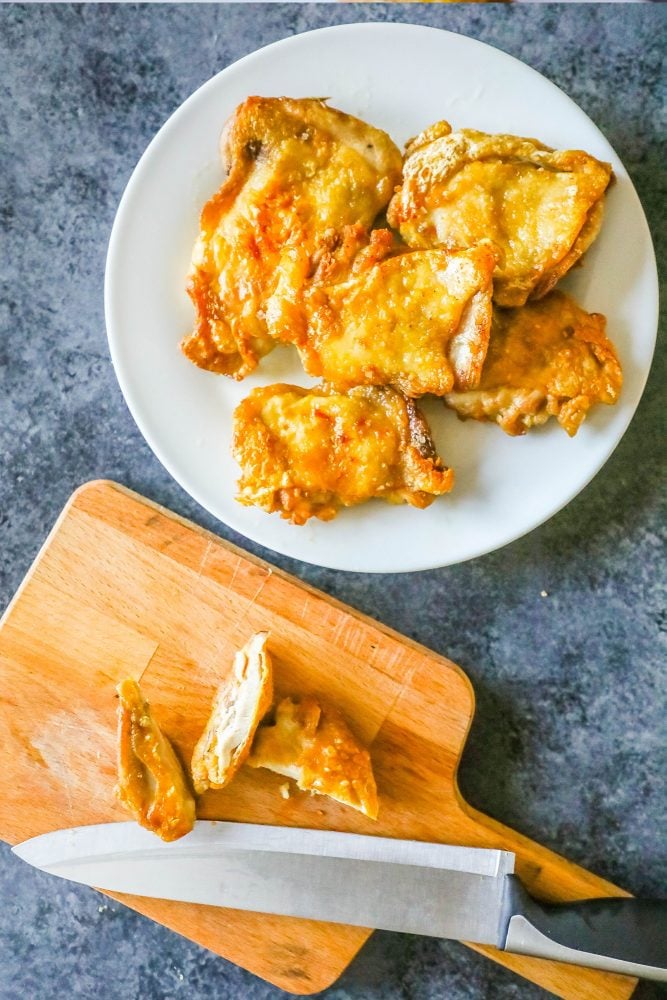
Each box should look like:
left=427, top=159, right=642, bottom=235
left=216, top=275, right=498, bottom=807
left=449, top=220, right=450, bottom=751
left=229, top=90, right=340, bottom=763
left=0, top=5, right=664, bottom=999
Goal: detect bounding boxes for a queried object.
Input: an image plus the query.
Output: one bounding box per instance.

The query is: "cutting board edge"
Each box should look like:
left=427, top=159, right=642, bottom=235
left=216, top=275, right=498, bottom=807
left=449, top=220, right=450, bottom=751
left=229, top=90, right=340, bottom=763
left=0, top=485, right=87, bottom=631
left=101, top=886, right=372, bottom=996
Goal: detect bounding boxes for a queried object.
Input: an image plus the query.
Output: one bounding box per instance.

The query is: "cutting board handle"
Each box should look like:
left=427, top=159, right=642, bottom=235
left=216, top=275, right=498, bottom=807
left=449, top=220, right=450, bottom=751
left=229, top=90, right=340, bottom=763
left=436, top=795, right=641, bottom=999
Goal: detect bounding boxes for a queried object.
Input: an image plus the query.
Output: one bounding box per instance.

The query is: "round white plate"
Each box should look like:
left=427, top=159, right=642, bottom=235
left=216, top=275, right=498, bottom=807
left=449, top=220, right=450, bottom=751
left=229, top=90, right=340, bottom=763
left=105, top=22, right=658, bottom=573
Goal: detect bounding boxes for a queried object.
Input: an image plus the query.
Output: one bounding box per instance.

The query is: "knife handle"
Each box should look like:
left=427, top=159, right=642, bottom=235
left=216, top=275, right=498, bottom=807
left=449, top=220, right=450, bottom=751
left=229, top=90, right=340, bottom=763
left=502, top=876, right=667, bottom=982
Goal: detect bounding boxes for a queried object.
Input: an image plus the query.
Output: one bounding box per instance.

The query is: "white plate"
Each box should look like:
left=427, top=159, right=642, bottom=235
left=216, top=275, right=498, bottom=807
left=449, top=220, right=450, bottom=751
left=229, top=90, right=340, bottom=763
left=105, top=22, right=658, bottom=574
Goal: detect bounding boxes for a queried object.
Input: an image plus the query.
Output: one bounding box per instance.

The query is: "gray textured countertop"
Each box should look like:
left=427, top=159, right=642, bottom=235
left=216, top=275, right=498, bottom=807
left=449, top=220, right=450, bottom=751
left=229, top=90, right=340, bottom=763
left=1, top=5, right=665, bottom=999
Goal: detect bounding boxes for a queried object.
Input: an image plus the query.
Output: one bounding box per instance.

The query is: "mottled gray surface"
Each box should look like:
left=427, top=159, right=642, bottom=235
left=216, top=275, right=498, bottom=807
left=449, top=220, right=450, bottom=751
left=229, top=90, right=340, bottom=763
left=0, top=4, right=665, bottom=999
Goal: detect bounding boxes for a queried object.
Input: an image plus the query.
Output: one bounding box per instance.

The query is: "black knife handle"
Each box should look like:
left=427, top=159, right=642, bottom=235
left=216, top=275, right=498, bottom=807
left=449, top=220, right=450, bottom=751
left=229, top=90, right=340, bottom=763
left=502, top=875, right=667, bottom=981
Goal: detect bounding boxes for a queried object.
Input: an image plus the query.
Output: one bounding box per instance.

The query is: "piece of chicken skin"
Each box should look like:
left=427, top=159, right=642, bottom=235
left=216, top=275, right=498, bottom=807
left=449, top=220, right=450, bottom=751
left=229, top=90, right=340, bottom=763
left=284, top=242, right=497, bottom=397
left=444, top=291, right=623, bottom=437
left=388, top=121, right=613, bottom=308
left=115, top=678, right=195, bottom=842
left=181, top=97, right=403, bottom=378
left=191, top=632, right=273, bottom=794
left=232, top=383, right=454, bottom=524
left=248, top=696, right=379, bottom=820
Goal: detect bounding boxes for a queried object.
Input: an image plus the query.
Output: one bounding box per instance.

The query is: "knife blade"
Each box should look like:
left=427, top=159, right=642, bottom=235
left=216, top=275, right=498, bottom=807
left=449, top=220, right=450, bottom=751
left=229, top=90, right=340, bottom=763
left=13, top=821, right=667, bottom=981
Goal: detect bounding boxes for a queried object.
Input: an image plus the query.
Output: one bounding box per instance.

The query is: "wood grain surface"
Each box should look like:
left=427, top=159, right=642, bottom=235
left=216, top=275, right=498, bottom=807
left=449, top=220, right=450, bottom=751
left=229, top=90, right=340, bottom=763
left=0, top=481, right=637, bottom=998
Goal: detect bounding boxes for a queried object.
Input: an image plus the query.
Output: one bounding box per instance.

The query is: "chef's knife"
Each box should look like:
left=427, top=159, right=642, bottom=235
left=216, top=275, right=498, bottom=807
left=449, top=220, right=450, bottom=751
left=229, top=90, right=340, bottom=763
left=13, top=821, right=667, bottom=981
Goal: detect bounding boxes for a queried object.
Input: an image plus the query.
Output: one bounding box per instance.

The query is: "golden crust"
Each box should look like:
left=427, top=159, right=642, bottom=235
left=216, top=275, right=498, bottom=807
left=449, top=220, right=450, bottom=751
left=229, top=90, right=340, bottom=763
left=191, top=632, right=273, bottom=794
left=248, top=695, right=379, bottom=820
left=530, top=196, right=605, bottom=301
left=444, top=291, right=623, bottom=436
left=288, top=242, right=497, bottom=396
left=181, top=97, right=403, bottom=378
left=387, top=122, right=613, bottom=308
left=115, top=678, right=195, bottom=842
left=232, top=383, right=454, bottom=524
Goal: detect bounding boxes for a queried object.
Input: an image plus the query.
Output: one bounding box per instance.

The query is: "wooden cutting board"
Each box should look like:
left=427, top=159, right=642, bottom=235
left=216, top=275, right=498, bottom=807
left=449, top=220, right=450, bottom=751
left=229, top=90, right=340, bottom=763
left=0, top=481, right=637, bottom=999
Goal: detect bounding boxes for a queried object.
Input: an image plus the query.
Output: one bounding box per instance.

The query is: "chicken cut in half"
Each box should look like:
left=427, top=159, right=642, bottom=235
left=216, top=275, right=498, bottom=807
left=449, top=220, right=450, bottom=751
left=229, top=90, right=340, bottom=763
left=445, top=291, right=623, bottom=437
left=191, top=631, right=273, bottom=794
left=248, top=696, right=379, bottom=820
left=290, top=243, right=497, bottom=397
left=182, top=97, right=403, bottom=378
left=388, top=121, right=613, bottom=308
left=115, top=678, right=195, bottom=842
left=232, top=383, right=454, bottom=524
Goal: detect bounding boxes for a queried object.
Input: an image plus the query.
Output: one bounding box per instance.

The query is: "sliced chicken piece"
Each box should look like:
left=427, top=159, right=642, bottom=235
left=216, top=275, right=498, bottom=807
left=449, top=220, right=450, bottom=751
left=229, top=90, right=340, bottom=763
left=191, top=631, right=273, bottom=794
left=115, top=678, right=195, bottom=842
left=248, top=695, right=379, bottom=820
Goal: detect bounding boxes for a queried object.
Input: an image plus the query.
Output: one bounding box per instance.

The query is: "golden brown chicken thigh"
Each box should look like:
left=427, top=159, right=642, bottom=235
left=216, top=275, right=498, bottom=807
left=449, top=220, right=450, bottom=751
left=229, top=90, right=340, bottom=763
left=444, top=291, right=623, bottom=436
left=232, top=383, right=454, bottom=524
left=182, top=97, right=403, bottom=378
left=290, top=243, right=498, bottom=397
left=388, top=121, right=613, bottom=308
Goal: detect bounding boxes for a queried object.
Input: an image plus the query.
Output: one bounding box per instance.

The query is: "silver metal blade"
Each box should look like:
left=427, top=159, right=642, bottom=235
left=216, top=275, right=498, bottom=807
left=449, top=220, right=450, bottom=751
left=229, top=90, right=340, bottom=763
left=13, top=822, right=514, bottom=945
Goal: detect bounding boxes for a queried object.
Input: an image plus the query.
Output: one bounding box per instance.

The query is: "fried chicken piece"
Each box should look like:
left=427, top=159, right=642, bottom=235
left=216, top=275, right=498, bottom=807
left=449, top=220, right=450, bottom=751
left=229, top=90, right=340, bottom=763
left=181, top=97, right=403, bottom=378
left=288, top=243, right=497, bottom=397
left=444, top=291, right=623, bottom=436
left=115, top=678, right=195, bottom=842
left=232, top=383, right=454, bottom=524
left=248, top=696, right=379, bottom=820
left=388, top=121, right=613, bottom=308
left=191, top=632, right=273, bottom=794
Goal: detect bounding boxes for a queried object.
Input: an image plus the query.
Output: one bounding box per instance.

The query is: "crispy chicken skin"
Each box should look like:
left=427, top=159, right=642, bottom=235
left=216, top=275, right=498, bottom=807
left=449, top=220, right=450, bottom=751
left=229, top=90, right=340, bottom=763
left=232, top=383, right=454, bottom=524
left=191, top=632, right=273, bottom=794
left=248, top=696, right=379, bottom=819
left=181, top=97, right=403, bottom=378
left=388, top=121, right=613, bottom=308
left=289, top=243, right=498, bottom=396
left=445, top=291, right=623, bottom=436
left=115, top=678, right=195, bottom=842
